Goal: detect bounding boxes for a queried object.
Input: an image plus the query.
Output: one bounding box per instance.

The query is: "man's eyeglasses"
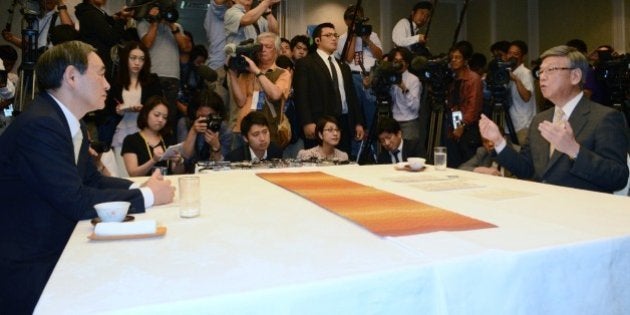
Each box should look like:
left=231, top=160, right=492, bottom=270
left=321, top=33, right=340, bottom=39
left=536, top=67, right=574, bottom=77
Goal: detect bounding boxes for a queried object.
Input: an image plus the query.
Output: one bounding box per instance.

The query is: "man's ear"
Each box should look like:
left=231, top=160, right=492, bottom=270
left=62, top=65, right=78, bottom=88
left=242, top=134, right=249, bottom=144
left=314, top=38, right=320, bottom=45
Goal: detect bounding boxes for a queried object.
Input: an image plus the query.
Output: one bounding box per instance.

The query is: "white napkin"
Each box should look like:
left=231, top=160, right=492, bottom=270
left=94, top=220, right=157, bottom=236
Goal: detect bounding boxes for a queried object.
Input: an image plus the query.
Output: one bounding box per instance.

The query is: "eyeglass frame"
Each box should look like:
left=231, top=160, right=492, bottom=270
left=535, top=66, right=575, bottom=77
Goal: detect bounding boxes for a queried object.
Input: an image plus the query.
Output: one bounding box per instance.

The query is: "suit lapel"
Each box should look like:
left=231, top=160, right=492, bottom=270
left=543, top=96, right=590, bottom=174
left=313, top=55, right=335, bottom=87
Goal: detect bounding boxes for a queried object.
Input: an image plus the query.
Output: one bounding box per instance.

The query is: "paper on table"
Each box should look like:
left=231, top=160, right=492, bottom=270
left=94, top=220, right=157, bottom=236
left=160, top=143, right=183, bottom=161
left=411, top=179, right=483, bottom=192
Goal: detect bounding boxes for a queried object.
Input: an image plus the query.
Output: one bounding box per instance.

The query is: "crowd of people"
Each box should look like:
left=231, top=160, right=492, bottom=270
left=0, top=0, right=628, bottom=312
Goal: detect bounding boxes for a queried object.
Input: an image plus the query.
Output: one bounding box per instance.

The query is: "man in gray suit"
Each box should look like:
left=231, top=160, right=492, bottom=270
left=479, top=45, right=628, bottom=193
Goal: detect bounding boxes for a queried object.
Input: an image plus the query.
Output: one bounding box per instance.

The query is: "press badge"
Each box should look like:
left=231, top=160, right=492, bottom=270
left=451, top=110, right=463, bottom=128
left=251, top=90, right=266, bottom=111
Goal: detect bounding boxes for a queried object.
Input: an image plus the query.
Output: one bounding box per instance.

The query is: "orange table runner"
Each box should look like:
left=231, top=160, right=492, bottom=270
left=258, top=171, right=496, bottom=237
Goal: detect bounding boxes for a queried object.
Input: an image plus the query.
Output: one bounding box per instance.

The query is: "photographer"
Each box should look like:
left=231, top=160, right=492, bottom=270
left=2, top=0, right=74, bottom=53
left=392, top=1, right=432, bottom=56
left=226, top=32, right=291, bottom=149
left=445, top=41, right=483, bottom=167
left=180, top=90, right=232, bottom=169
left=336, top=4, right=382, bottom=133
left=137, top=0, right=190, bottom=135
left=225, top=0, right=279, bottom=45
left=506, top=40, right=536, bottom=145
left=387, top=47, right=422, bottom=141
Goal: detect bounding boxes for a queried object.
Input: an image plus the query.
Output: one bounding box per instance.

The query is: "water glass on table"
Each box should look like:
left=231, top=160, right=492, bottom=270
left=179, top=176, right=200, bottom=218
left=434, top=146, right=447, bottom=171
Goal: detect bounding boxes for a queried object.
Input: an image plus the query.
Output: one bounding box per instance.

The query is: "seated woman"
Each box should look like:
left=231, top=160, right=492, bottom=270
left=296, top=116, right=348, bottom=162
left=179, top=90, right=233, bottom=172
left=121, top=96, right=185, bottom=176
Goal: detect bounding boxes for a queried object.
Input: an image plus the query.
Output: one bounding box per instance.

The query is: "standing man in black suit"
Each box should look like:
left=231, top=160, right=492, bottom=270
left=479, top=45, right=629, bottom=193
left=376, top=117, right=426, bottom=164
left=0, top=41, right=175, bottom=314
left=294, top=22, right=364, bottom=157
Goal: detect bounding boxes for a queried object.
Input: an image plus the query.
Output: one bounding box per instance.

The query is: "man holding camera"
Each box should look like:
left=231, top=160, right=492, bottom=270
left=137, top=2, right=190, bottom=135
left=392, top=1, right=432, bottom=56
left=387, top=47, right=422, bottom=141
left=2, top=0, right=74, bottom=54
left=335, top=5, right=382, bottom=134
left=226, top=32, right=290, bottom=149
left=506, top=40, right=536, bottom=146
left=224, top=0, right=279, bottom=45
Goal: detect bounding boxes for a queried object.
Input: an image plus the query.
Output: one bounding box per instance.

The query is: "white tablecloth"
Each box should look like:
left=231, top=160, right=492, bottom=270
left=35, top=165, right=630, bottom=314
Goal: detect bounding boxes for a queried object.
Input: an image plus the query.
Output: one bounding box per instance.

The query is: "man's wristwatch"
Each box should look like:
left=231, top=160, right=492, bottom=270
left=57, top=4, right=67, bottom=10
left=211, top=146, right=221, bottom=153
left=171, top=28, right=180, bottom=34
left=255, top=71, right=265, bottom=78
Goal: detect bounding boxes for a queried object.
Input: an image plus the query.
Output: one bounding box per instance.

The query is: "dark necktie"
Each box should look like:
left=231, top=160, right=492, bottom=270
left=328, top=56, right=342, bottom=109
left=392, top=149, right=400, bottom=163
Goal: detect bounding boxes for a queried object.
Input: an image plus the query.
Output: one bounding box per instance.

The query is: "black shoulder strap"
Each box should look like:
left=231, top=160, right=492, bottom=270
left=407, top=16, right=415, bottom=35
left=47, top=12, right=59, bottom=46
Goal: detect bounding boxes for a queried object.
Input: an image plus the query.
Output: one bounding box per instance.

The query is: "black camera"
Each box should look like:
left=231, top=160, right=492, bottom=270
left=225, top=39, right=262, bottom=74
left=595, top=53, right=629, bottom=111
left=369, top=59, right=403, bottom=99
left=408, top=55, right=453, bottom=110
left=146, top=5, right=178, bottom=23
left=89, top=141, right=111, bottom=154
left=129, top=0, right=179, bottom=23
left=486, top=57, right=516, bottom=87
left=205, top=115, right=222, bottom=132
left=354, top=17, right=372, bottom=37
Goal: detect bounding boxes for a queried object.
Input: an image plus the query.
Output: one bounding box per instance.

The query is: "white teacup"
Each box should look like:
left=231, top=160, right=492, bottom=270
left=94, top=201, right=130, bottom=222
left=407, top=157, right=426, bottom=171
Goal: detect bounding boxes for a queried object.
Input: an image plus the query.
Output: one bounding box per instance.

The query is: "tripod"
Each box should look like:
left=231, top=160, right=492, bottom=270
left=425, top=88, right=448, bottom=164
left=14, top=12, right=40, bottom=114
left=357, top=95, right=391, bottom=164
left=488, top=86, right=518, bottom=145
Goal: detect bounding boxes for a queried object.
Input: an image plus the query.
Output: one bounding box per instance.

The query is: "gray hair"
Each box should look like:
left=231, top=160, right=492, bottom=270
left=540, top=45, right=589, bottom=86
left=257, top=32, right=281, bottom=54
left=35, top=40, right=97, bottom=91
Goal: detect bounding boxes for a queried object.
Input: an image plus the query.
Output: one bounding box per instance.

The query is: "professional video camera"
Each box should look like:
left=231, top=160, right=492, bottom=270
left=595, top=53, right=629, bottom=103
left=354, top=17, right=372, bottom=37
left=224, top=39, right=262, bottom=74
left=128, top=0, right=179, bottom=23
left=410, top=54, right=453, bottom=108
left=369, top=59, right=403, bottom=99
left=486, top=57, right=516, bottom=88
left=206, top=115, right=222, bottom=132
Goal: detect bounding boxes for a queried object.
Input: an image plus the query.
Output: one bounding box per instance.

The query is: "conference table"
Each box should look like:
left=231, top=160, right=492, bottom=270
left=35, top=164, right=630, bottom=314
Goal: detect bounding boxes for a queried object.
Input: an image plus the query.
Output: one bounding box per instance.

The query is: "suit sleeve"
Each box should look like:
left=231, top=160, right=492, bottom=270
left=293, top=58, right=313, bottom=126
left=569, top=110, right=629, bottom=191
left=18, top=117, right=145, bottom=221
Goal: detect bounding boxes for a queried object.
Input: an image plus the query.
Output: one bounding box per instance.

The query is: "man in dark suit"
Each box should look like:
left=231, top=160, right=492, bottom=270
left=0, top=41, right=175, bottom=314
left=376, top=117, right=426, bottom=164
left=293, top=22, right=364, bottom=156
left=480, top=45, right=629, bottom=193
left=226, top=111, right=283, bottom=162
